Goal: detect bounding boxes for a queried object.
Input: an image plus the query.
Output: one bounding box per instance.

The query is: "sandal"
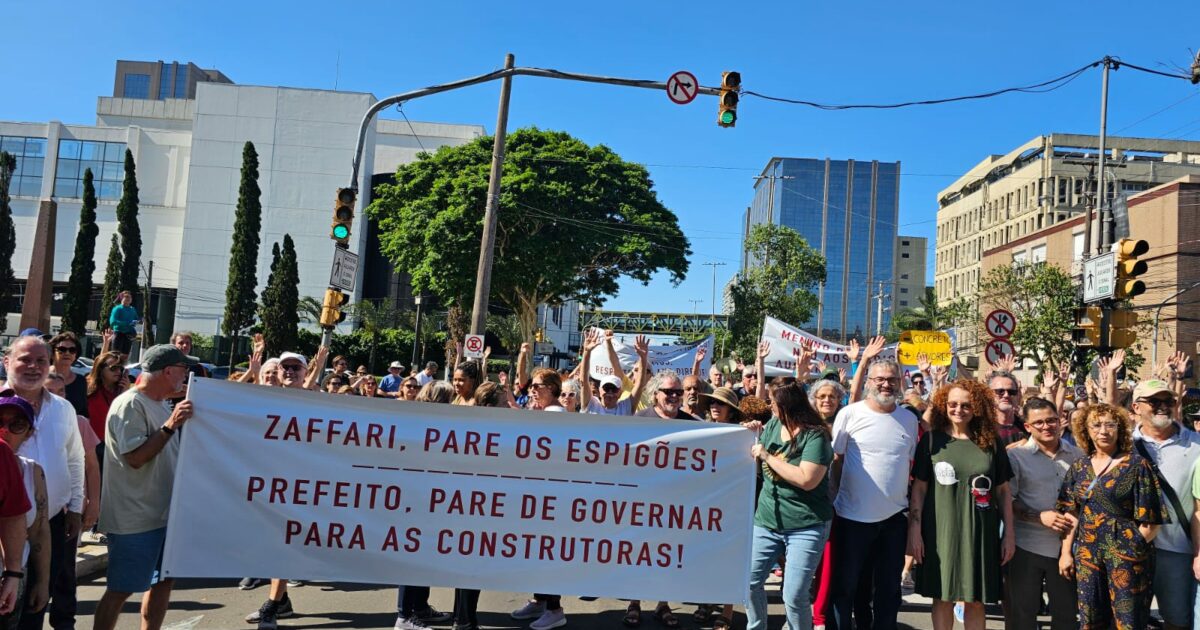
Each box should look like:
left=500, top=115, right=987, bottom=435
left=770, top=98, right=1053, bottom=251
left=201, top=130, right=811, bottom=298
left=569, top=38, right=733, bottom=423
left=653, top=606, right=680, bottom=629
left=714, top=618, right=732, bottom=630
left=692, top=605, right=712, bottom=623
left=623, top=605, right=642, bottom=628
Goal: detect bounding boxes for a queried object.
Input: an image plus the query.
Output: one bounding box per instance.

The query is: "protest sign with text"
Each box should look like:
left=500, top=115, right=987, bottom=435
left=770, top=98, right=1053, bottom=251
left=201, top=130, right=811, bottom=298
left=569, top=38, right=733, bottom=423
left=587, top=335, right=713, bottom=381
left=162, top=379, right=753, bottom=603
left=758, top=317, right=854, bottom=377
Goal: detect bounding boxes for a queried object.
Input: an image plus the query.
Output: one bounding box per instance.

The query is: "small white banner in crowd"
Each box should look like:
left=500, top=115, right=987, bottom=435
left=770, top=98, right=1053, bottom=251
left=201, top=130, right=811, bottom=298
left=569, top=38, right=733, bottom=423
left=758, top=316, right=858, bottom=377
left=162, top=378, right=754, bottom=603
left=587, top=335, right=713, bottom=381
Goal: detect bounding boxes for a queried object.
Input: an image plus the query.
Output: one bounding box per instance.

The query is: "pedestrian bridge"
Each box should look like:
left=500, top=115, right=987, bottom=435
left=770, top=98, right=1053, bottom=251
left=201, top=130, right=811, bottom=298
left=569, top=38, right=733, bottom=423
left=579, top=310, right=728, bottom=336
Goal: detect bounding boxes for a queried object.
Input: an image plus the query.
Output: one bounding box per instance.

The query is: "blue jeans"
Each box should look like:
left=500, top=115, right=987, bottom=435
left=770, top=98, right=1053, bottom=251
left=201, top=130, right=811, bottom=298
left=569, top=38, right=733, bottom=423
left=747, top=523, right=830, bottom=630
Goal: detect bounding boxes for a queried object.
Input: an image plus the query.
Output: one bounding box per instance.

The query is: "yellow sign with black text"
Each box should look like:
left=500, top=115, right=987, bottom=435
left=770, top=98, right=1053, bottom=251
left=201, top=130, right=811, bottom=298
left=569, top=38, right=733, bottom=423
left=897, top=331, right=952, bottom=366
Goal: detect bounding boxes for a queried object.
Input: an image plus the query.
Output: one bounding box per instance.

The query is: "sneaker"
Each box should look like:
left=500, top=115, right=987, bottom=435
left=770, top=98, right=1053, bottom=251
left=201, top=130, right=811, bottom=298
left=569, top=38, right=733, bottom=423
left=396, top=617, right=433, bottom=630
left=511, top=601, right=546, bottom=620
left=239, top=577, right=263, bottom=591
left=900, top=572, right=915, bottom=596
left=530, top=609, right=567, bottom=630
left=287, top=579, right=305, bottom=587
left=953, top=602, right=964, bottom=623
left=246, top=596, right=294, bottom=624
left=413, top=607, right=453, bottom=624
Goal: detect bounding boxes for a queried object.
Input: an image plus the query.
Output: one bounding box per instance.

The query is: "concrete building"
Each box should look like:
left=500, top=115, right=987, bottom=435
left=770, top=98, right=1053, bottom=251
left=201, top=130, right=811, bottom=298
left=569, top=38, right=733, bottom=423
left=1, top=60, right=485, bottom=340
left=980, top=175, right=1200, bottom=381
left=894, top=236, right=927, bottom=311
left=113, top=60, right=233, bottom=101
left=937, top=133, right=1200, bottom=355
left=743, top=157, right=901, bottom=342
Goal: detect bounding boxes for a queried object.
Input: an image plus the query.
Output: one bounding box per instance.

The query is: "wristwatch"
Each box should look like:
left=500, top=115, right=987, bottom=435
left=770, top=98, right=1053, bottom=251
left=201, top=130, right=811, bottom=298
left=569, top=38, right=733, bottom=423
left=161, top=425, right=176, bottom=436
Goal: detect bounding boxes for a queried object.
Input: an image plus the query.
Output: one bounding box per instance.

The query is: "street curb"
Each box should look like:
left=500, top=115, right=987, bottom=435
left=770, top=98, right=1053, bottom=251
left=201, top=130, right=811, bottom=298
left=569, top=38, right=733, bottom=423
left=76, top=545, right=107, bottom=579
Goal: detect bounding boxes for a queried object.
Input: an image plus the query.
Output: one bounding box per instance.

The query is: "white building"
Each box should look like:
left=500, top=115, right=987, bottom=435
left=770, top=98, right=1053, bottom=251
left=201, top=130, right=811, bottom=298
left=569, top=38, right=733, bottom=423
left=2, top=66, right=484, bottom=337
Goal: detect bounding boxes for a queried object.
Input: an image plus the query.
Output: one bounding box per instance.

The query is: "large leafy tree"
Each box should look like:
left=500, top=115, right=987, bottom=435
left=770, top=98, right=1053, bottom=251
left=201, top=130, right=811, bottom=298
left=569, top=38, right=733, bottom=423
left=368, top=127, right=690, bottom=347
left=259, top=236, right=300, bottom=357
left=62, top=169, right=100, bottom=334
left=971, top=262, right=1078, bottom=372
left=116, top=149, right=141, bottom=297
left=99, top=235, right=123, bottom=330
left=223, top=142, right=263, bottom=337
left=0, top=153, right=15, bottom=334
left=727, top=224, right=826, bottom=358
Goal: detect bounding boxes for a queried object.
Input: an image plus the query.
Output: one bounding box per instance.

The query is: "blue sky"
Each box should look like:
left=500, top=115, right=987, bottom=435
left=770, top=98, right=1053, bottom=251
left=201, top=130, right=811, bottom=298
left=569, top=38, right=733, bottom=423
left=6, top=1, right=1200, bottom=314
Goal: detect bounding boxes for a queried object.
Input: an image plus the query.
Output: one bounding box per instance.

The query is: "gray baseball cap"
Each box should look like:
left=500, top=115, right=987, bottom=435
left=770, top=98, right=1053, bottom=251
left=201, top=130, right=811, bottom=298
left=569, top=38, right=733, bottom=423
left=141, top=345, right=199, bottom=372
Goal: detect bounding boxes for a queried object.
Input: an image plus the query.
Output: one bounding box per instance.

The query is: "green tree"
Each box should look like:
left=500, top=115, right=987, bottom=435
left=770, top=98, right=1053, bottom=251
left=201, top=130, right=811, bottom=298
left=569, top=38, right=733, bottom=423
left=348, top=298, right=401, bottom=372
left=259, top=237, right=300, bottom=357
left=62, top=169, right=100, bottom=334
left=727, top=224, right=827, bottom=358
left=368, top=127, right=690, bottom=349
left=487, top=313, right=526, bottom=373
left=890, top=287, right=974, bottom=335
left=0, top=152, right=15, bottom=334
left=116, top=149, right=141, bottom=297
left=99, top=235, right=123, bottom=330
left=223, top=142, right=263, bottom=337
left=972, top=262, right=1078, bottom=372
left=297, top=295, right=323, bottom=324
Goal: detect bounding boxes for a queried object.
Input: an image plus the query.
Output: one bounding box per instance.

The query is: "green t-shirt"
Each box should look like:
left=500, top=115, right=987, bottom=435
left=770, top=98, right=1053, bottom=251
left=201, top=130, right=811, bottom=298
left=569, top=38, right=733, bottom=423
left=754, top=417, right=834, bottom=531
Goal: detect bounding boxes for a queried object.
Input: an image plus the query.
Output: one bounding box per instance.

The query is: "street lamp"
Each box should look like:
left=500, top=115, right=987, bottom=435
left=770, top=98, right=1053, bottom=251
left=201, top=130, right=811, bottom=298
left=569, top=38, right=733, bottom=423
left=1153, top=280, right=1200, bottom=367
left=411, top=295, right=424, bottom=367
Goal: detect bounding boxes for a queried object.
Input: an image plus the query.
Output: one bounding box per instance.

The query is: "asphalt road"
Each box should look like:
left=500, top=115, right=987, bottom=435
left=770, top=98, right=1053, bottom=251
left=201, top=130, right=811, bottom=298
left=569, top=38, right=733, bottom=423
left=72, top=574, right=1008, bottom=630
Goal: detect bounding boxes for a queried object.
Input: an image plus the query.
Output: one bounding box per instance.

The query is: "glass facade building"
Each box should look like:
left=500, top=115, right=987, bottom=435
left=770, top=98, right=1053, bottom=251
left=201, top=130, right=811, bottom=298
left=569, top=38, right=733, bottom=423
left=743, top=157, right=900, bottom=343
left=0, top=136, right=48, bottom=198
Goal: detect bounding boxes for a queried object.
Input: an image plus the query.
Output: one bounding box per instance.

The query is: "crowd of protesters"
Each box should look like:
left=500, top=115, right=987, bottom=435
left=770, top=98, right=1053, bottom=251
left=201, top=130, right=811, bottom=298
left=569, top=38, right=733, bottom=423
left=3, top=324, right=1200, bottom=630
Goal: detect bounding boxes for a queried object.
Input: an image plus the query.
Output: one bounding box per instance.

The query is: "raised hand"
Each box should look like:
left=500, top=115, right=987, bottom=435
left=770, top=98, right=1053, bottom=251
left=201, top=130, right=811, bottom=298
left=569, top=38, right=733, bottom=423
left=816, top=360, right=828, bottom=374
left=1106, top=349, right=1125, bottom=373
left=792, top=340, right=816, bottom=374
left=1170, top=351, right=1191, bottom=377
left=696, top=345, right=708, bottom=361
left=757, top=340, right=771, bottom=359
left=634, top=335, right=650, bottom=357
left=916, top=352, right=931, bottom=374
left=990, top=353, right=1016, bottom=373
left=583, top=329, right=603, bottom=353
left=1042, top=364, right=1062, bottom=391
left=862, top=336, right=887, bottom=363
left=930, top=364, right=949, bottom=387
left=838, top=367, right=848, bottom=382
left=519, top=342, right=531, bottom=355
left=845, top=338, right=861, bottom=363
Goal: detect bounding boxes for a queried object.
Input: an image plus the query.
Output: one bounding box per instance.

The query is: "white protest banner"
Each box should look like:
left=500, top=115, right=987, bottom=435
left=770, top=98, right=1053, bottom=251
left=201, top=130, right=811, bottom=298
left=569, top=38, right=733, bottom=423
left=163, top=379, right=754, bottom=603
left=588, top=335, right=713, bottom=381
left=758, top=317, right=853, bottom=377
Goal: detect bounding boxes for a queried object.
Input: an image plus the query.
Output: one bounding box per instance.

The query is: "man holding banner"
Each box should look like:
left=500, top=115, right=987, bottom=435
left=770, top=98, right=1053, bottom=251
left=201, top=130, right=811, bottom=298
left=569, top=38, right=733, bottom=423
left=93, top=345, right=197, bottom=630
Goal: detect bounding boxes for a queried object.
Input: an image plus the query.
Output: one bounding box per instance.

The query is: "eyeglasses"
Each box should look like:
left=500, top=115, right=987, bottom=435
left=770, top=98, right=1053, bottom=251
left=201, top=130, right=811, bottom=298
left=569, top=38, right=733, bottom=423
left=992, top=388, right=1019, bottom=397
left=869, top=377, right=899, bottom=384
left=0, top=417, right=31, bottom=435
left=947, top=402, right=973, bottom=411
left=280, top=364, right=304, bottom=374
left=1028, top=418, right=1060, bottom=429
left=601, top=384, right=620, bottom=393
left=1137, top=397, right=1176, bottom=410
left=530, top=382, right=550, bottom=389
left=403, top=383, right=419, bottom=389
left=105, top=364, right=123, bottom=373
left=54, top=346, right=78, bottom=355
left=560, top=392, right=578, bottom=398
left=911, top=379, right=924, bottom=385
left=1088, top=422, right=1121, bottom=431
left=659, top=388, right=684, bottom=397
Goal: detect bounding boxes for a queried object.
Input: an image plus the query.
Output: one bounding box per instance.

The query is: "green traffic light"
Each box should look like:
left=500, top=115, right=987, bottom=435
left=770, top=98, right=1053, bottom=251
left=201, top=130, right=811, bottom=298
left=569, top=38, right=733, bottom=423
left=332, top=224, right=349, bottom=239
left=720, top=111, right=735, bottom=125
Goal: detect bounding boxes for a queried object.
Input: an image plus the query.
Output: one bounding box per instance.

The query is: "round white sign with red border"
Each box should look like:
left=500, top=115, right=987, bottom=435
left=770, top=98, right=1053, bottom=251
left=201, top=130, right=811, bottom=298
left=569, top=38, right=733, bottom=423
left=985, top=309, right=1016, bottom=339
left=984, top=338, right=1015, bottom=365
left=666, top=71, right=699, bottom=105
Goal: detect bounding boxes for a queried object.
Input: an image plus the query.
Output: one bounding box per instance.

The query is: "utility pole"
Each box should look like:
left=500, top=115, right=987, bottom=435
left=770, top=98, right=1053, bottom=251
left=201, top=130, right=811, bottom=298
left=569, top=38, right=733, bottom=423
left=701, top=261, right=726, bottom=332
left=873, top=281, right=887, bottom=337
left=141, top=260, right=153, bottom=351
left=411, top=294, right=424, bottom=367
left=1096, top=57, right=1114, bottom=253
left=689, top=299, right=703, bottom=317
left=470, top=53, right=515, bottom=337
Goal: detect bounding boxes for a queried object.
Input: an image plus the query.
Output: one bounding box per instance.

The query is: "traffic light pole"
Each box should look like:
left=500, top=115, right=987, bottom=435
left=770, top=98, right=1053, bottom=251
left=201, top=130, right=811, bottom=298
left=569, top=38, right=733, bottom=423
left=1096, top=57, right=1113, bottom=253
left=335, top=57, right=728, bottom=341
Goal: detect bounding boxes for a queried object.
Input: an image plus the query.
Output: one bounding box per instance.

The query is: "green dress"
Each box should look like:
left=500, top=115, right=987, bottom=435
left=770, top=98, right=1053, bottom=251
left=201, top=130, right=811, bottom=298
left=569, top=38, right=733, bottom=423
left=911, top=430, right=1013, bottom=603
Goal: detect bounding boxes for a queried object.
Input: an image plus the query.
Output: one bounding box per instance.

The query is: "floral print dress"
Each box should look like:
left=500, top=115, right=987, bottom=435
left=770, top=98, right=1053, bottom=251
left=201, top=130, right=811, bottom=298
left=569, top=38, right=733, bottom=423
left=1055, top=451, right=1168, bottom=629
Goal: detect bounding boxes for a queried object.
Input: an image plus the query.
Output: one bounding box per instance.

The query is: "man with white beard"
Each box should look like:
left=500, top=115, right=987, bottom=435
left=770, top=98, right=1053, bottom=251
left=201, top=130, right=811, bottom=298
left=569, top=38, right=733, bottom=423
left=1130, top=379, right=1200, bottom=630
left=826, top=359, right=918, bottom=630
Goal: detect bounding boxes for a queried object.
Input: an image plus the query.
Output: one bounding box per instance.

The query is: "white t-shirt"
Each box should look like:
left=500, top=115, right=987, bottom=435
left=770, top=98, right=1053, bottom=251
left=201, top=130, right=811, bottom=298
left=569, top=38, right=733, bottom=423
left=415, top=371, right=435, bottom=386
left=586, top=397, right=634, bottom=416
left=831, top=400, right=919, bottom=523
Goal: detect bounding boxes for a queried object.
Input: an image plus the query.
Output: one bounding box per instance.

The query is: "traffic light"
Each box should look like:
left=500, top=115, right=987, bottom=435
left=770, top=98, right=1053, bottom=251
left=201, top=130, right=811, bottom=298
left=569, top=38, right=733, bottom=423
left=331, top=188, right=356, bottom=246
left=319, top=288, right=349, bottom=328
left=1108, top=309, right=1139, bottom=349
left=1114, top=238, right=1149, bottom=299
left=1072, top=306, right=1101, bottom=347
left=718, top=71, right=740, bottom=128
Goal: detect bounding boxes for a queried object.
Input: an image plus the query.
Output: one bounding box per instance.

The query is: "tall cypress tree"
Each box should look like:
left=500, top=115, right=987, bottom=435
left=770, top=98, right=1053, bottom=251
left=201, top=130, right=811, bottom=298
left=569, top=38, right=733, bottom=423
left=99, top=235, right=123, bottom=330
left=62, top=169, right=100, bottom=334
left=259, top=242, right=284, bottom=357
left=0, top=152, right=15, bottom=334
left=277, top=234, right=300, bottom=353
left=116, top=149, right=141, bottom=297
left=222, top=142, right=262, bottom=337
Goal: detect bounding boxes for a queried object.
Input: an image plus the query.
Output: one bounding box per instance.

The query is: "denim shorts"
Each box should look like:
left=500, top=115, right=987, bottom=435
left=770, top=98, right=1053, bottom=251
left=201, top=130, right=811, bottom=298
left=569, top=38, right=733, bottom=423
left=106, top=527, right=167, bottom=593
left=1154, top=549, right=1196, bottom=627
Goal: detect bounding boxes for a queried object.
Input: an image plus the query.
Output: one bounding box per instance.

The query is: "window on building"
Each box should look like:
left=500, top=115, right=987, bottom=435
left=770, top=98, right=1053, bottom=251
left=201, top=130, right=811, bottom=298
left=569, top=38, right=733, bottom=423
left=0, top=136, right=48, bottom=197
left=122, top=74, right=151, bottom=99
left=1013, top=250, right=1029, bottom=266
left=1031, top=244, right=1047, bottom=264
left=901, top=240, right=910, bottom=246
left=901, top=273, right=909, bottom=279
left=158, top=63, right=174, bottom=100
left=174, top=65, right=188, bottom=98
left=901, top=253, right=910, bottom=258
left=1072, top=232, right=1084, bottom=261
left=900, top=288, right=908, bottom=294
left=54, top=140, right=126, bottom=200
left=1057, top=178, right=1068, bottom=204
left=900, top=300, right=909, bottom=307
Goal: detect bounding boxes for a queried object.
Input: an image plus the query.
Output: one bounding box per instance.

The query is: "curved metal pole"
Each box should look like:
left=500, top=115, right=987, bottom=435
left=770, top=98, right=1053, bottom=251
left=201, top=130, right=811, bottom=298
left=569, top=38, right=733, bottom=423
left=1152, top=280, right=1200, bottom=366
left=348, top=66, right=721, bottom=189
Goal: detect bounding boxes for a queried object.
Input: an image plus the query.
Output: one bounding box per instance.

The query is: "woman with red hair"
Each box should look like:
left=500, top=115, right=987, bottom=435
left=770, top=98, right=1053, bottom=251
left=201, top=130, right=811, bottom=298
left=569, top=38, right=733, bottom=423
left=908, top=379, right=1016, bottom=630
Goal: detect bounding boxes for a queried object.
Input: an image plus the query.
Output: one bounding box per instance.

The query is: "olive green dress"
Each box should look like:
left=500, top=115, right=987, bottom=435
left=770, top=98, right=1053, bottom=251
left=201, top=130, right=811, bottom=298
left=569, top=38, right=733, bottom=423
left=911, top=430, right=1013, bottom=603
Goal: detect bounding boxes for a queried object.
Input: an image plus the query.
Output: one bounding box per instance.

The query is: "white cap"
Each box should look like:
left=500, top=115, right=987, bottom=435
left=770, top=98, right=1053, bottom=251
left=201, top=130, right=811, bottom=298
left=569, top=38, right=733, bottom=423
left=278, top=352, right=308, bottom=369
left=390, top=361, right=404, bottom=370
left=600, top=375, right=622, bottom=390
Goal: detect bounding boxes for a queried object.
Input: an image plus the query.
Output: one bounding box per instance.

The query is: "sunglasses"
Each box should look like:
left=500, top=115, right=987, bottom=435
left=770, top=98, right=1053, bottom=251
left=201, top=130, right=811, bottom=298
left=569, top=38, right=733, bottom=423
left=54, top=346, right=78, bottom=355
left=601, top=384, right=620, bottom=393
left=1138, top=397, right=1175, bottom=409
left=992, top=388, right=1019, bottom=397
left=560, top=392, right=577, bottom=398
left=105, top=364, right=124, bottom=373
left=0, top=417, right=31, bottom=435
left=280, top=364, right=304, bottom=373
left=403, top=383, right=420, bottom=389
left=659, top=388, right=684, bottom=397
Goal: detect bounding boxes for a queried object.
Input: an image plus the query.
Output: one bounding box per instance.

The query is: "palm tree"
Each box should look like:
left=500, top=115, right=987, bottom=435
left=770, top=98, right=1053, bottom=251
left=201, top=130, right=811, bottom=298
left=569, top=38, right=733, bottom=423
left=349, top=298, right=401, bottom=372
left=488, top=313, right=526, bottom=375
left=297, top=295, right=323, bottom=324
